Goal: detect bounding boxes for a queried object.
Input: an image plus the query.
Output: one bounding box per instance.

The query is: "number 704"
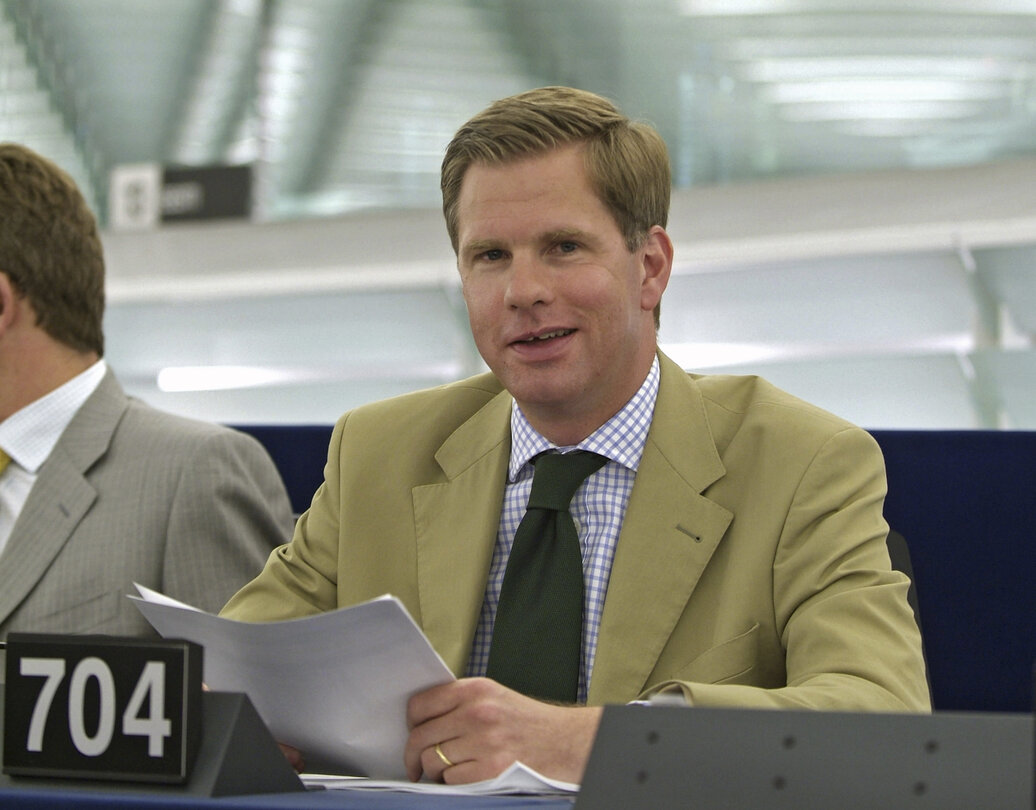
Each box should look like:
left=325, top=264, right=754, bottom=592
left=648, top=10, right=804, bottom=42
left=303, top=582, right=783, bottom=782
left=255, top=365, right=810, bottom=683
left=20, top=656, right=171, bottom=758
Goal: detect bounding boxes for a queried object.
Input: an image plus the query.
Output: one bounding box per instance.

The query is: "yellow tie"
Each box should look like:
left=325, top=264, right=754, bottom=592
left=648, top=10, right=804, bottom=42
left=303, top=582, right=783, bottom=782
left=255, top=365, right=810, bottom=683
left=0, top=447, right=10, bottom=476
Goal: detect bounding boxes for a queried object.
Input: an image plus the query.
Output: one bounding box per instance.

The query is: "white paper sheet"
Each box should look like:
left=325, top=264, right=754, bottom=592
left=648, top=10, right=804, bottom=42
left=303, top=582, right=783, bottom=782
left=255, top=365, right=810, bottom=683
left=301, top=761, right=579, bottom=797
left=130, top=584, right=454, bottom=778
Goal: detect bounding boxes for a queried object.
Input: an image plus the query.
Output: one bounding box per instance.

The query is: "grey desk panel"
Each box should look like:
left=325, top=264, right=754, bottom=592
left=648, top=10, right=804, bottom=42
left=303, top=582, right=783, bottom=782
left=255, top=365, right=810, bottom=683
left=577, top=705, right=1033, bottom=809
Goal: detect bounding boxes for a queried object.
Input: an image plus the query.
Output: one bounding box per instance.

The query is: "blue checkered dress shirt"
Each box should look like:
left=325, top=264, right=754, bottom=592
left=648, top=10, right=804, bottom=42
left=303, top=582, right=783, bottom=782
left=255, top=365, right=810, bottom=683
left=466, top=356, right=660, bottom=703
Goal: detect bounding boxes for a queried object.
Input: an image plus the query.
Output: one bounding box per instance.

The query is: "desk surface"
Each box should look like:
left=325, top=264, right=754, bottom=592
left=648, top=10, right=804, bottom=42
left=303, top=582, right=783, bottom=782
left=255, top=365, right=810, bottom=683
left=0, top=785, right=573, bottom=809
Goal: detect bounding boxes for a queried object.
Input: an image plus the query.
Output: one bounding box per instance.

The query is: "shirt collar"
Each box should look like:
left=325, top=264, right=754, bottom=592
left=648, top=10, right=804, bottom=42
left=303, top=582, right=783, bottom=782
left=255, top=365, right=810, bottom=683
left=509, top=355, right=660, bottom=481
left=0, top=360, right=107, bottom=473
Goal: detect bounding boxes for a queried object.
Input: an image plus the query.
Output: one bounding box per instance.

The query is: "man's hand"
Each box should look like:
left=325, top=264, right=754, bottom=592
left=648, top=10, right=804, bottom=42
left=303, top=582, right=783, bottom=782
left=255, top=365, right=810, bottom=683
left=278, top=742, right=305, bottom=773
left=404, top=677, right=602, bottom=785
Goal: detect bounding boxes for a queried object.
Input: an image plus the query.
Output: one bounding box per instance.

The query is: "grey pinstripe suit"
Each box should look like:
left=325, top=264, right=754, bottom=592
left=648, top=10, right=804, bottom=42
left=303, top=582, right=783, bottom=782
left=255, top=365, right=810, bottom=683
left=0, top=369, right=295, bottom=638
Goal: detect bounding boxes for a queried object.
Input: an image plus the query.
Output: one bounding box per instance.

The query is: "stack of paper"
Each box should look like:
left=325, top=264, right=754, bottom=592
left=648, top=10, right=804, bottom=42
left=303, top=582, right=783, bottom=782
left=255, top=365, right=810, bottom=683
left=130, top=585, right=454, bottom=778
left=302, top=762, right=578, bottom=797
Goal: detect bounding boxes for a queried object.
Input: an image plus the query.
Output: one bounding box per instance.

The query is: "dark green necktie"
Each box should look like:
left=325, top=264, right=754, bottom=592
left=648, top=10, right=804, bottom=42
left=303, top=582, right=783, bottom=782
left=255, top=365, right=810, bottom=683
left=486, top=450, right=607, bottom=703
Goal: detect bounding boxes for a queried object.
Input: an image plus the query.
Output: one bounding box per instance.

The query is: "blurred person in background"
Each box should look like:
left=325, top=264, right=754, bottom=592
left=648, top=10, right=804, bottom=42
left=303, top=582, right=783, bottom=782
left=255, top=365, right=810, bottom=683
left=0, top=141, right=295, bottom=637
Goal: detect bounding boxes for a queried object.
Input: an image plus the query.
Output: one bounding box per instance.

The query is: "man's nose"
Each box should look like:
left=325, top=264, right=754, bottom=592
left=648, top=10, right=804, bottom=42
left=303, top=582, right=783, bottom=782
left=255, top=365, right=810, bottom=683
left=504, top=254, right=553, bottom=309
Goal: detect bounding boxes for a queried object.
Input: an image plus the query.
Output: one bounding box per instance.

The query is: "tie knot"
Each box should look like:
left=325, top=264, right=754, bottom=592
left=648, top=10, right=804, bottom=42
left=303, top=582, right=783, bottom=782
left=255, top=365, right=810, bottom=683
left=527, top=451, right=607, bottom=512
left=0, top=447, right=10, bottom=477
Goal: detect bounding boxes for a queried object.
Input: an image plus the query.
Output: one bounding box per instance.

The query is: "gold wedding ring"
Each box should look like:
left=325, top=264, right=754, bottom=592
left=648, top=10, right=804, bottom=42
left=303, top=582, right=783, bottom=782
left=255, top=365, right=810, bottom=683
left=434, top=742, right=454, bottom=768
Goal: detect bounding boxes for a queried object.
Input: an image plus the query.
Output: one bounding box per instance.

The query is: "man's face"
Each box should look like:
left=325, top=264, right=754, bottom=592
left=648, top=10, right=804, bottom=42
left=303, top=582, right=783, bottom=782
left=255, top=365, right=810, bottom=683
left=455, top=144, right=670, bottom=442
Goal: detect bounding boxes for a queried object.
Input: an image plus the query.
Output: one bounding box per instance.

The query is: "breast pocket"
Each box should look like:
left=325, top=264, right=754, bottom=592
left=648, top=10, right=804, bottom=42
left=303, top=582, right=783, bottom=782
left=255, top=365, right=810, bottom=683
left=28, top=590, right=122, bottom=634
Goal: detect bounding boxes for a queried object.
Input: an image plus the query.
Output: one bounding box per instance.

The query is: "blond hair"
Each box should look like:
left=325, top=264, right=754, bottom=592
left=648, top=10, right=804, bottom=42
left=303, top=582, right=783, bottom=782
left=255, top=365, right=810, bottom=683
left=440, top=87, right=671, bottom=326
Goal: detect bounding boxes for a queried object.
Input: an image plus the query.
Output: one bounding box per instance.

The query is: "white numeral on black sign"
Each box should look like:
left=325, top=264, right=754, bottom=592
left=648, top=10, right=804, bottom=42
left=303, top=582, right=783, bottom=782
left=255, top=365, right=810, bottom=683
left=19, top=656, right=172, bottom=758
left=123, top=661, right=172, bottom=756
left=68, top=657, right=116, bottom=755
left=20, top=657, right=65, bottom=753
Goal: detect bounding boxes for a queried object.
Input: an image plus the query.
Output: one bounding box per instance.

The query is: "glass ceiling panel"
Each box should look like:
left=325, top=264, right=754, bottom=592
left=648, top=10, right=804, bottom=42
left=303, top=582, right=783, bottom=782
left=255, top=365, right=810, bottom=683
left=1, top=0, right=1033, bottom=225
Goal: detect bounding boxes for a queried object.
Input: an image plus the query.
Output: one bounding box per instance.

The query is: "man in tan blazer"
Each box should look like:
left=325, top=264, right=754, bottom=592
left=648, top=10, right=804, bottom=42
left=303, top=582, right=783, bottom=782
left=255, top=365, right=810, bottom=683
left=222, top=87, right=930, bottom=784
left=0, top=143, right=295, bottom=637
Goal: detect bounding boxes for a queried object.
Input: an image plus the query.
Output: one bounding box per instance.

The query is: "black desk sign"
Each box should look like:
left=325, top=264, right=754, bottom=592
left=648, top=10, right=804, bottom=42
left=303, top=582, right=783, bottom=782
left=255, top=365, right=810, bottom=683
left=2, top=633, right=202, bottom=784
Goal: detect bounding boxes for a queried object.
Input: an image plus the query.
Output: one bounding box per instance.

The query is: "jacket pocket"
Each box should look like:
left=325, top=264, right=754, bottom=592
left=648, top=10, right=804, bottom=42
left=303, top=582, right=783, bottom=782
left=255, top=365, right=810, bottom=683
left=29, top=590, right=121, bottom=634
left=668, top=623, right=760, bottom=685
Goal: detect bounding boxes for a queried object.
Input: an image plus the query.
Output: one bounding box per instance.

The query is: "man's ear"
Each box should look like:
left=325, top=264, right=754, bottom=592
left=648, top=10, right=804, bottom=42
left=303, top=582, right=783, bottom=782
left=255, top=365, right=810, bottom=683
left=0, top=271, right=25, bottom=336
left=639, top=225, right=673, bottom=314
left=0, top=272, right=12, bottom=331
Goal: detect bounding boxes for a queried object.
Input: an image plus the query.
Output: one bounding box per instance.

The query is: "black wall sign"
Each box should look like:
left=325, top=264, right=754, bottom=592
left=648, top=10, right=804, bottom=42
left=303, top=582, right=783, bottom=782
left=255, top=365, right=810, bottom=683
left=161, top=164, right=252, bottom=222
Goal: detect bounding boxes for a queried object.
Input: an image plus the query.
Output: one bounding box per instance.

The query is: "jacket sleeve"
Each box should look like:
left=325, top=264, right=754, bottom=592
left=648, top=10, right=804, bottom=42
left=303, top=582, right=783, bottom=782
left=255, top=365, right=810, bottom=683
left=644, top=427, right=931, bottom=713
left=162, top=426, right=296, bottom=616
left=219, top=415, right=348, bottom=621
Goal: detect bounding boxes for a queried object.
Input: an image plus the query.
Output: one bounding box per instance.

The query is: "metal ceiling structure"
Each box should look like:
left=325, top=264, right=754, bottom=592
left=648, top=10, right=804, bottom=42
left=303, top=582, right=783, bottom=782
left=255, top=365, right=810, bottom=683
left=2, top=0, right=1035, bottom=222
left=1, top=0, right=1035, bottom=430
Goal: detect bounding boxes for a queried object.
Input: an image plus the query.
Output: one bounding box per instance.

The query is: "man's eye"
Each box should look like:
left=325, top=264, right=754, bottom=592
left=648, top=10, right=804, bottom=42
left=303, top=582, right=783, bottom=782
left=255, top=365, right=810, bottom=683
left=482, top=249, right=505, bottom=261
left=557, top=241, right=578, bottom=253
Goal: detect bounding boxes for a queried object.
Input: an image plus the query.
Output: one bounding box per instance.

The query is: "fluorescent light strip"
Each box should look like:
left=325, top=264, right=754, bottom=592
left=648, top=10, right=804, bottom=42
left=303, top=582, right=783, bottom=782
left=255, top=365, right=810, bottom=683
left=762, top=79, right=1009, bottom=104
left=156, top=362, right=464, bottom=392
left=778, top=99, right=986, bottom=121
left=725, top=37, right=1036, bottom=61
left=742, top=56, right=1025, bottom=83
left=680, top=0, right=1036, bottom=15
left=831, top=119, right=950, bottom=137
left=157, top=366, right=306, bottom=392
left=661, top=334, right=975, bottom=370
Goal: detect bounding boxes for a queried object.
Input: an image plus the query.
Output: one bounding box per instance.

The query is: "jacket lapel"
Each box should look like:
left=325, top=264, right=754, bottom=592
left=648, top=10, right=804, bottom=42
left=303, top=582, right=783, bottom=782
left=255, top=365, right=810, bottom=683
left=0, top=370, right=126, bottom=627
left=412, top=390, right=512, bottom=675
left=408, top=354, right=734, bottom=691
left=588, top=354, right=733, bottom=703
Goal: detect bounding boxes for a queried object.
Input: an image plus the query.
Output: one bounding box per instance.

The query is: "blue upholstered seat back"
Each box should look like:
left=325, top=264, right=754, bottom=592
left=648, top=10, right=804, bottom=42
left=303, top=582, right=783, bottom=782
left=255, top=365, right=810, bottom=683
left=235, top=424, right=1036, bottom=713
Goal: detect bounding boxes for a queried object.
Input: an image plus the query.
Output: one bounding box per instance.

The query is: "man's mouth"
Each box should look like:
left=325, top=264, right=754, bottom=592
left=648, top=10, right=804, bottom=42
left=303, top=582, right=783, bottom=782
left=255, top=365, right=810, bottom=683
left=516, top=329, right=574, bottom=343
